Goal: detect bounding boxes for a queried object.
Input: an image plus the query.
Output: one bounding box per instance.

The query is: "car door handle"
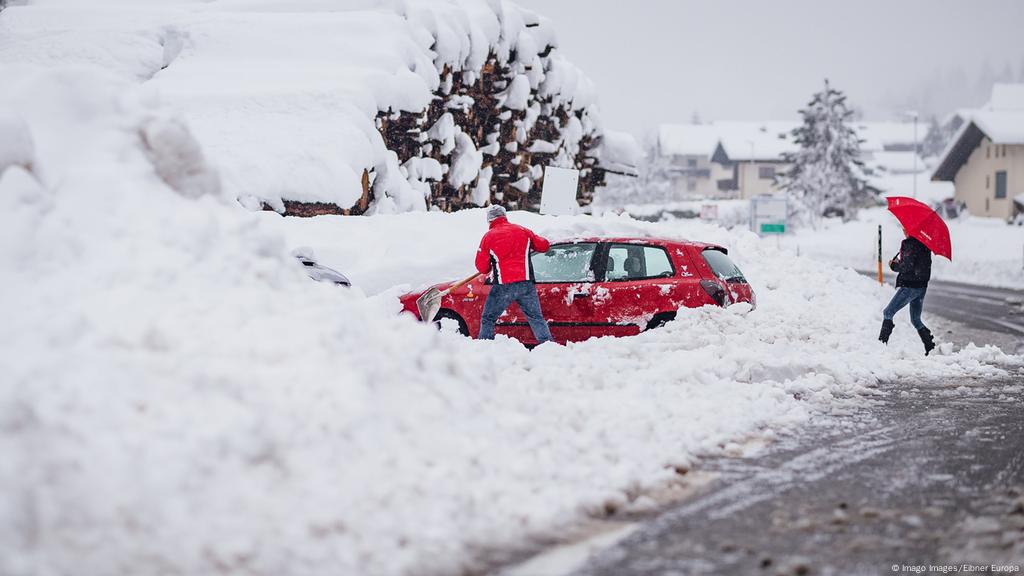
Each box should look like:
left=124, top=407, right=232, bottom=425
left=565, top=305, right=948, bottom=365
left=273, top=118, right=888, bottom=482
left=572, top=292, right=590, bottom=299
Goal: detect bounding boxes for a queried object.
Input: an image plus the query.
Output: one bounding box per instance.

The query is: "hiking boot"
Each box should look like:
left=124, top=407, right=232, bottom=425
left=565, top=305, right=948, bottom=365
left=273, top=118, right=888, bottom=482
left=879, top=319, right=895, bottom=344
left=918, top=327, right=936, bottom=356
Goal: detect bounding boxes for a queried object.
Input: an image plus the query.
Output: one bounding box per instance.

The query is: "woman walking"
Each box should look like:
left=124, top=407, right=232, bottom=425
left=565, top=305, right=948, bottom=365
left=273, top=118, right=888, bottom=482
left=878, top=230, right=935, bottom=355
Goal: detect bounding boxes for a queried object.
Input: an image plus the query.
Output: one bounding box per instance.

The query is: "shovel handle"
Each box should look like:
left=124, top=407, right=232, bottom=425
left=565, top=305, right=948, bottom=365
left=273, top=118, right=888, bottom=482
left=444, top=272, right=482, bottom=294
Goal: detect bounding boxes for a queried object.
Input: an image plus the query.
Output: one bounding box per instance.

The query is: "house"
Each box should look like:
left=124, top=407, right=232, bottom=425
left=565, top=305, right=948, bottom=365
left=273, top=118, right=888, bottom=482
left=657, top=122, right=797, bottom=200
left=932, top=83, right=1024, bottom=221
left=657, top=120, right=928, bottom=202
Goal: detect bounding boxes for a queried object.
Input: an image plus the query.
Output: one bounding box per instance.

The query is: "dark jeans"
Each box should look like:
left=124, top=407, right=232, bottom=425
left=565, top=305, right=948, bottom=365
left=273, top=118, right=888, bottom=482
left=478, top=281, right=552, bottom=343
left=883, top=287, right=927, bottom=330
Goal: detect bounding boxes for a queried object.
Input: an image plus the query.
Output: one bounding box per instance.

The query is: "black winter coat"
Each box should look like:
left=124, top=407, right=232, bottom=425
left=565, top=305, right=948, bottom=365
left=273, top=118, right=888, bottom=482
left=890, top=237, right=932, bottom=288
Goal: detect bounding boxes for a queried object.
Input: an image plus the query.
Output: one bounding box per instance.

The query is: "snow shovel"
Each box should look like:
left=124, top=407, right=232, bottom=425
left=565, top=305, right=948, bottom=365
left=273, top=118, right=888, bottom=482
left=416, top=272, right=481, bottom=322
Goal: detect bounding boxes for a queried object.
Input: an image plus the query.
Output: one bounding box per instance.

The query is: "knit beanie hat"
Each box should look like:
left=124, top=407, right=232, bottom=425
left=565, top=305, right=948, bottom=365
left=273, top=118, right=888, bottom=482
left=486, top=205, right=507, bottom=222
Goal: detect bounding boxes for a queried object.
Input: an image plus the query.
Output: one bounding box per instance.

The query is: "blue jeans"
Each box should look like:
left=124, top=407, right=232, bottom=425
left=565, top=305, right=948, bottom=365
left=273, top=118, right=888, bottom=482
left=883, top=287, right=927, bottom=330
left=478, top=281, right=552, bottom=343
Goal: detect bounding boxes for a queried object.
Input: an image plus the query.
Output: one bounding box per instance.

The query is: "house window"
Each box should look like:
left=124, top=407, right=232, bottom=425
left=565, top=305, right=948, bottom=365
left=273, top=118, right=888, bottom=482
left=687, top=158, right=697, bottom=168
left=987, top=146, right=991, bottom=159
left=758, top=166, right=775, bottom=180
left=995, top=171, right=1007, bottom=199
left=986, top=175, right=990, bottom=189
left=687, top=179, right=697, bottom=192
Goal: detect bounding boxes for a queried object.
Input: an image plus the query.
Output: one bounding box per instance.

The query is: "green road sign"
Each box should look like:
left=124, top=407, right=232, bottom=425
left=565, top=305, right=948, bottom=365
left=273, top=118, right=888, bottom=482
left=760, top=223, right=785, bottom=234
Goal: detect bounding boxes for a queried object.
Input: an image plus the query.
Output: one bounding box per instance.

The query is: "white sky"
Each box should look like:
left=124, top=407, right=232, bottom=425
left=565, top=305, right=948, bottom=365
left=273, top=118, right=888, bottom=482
left=513, top=0, right=1024, bottom=137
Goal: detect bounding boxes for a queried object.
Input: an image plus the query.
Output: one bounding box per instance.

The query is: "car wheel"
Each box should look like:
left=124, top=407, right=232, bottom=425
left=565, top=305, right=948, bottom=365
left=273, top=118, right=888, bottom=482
left=645, top=312, right=676, bottom=331
left=434, top=309, right=470, bottom=337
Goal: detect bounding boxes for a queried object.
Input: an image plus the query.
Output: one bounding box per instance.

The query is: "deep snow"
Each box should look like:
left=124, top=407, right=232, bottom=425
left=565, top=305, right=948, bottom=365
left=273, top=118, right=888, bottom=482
left=1, top=3, right=1022, bottom=576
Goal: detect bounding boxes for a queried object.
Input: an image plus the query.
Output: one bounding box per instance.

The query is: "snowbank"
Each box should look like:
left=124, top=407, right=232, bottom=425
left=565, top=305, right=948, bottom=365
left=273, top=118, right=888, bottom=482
left=783, top=208, right=1024, bottom=289
left=0, top=0, right=603, bottom=213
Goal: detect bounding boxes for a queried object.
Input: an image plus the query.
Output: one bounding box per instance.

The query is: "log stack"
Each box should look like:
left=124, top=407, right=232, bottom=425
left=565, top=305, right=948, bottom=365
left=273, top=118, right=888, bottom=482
left=267, top=6, right=612, bottom=217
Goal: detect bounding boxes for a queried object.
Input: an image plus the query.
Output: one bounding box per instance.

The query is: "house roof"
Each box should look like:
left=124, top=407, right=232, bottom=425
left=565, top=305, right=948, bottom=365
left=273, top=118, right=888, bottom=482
left=931, top=110, right=1024, bottom=181
left=867, top=150, right=926, bottom=174
left=853, top=122, right=920, bottom=152
left=657, top=124, right=723, bottom=157
left=931, top=83, right=1024, bottom=182
left=658, top=121, right=798, bottom=162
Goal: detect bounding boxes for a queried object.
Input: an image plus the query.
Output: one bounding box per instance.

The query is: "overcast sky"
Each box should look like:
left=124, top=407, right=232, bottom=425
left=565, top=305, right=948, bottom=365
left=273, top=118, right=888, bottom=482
left=514, top=0, right=1024, bottom=138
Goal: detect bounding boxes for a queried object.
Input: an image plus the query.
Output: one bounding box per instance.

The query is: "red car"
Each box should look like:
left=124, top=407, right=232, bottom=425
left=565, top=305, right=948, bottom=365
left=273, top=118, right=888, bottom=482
left=399, top=237, right=755, bottom=345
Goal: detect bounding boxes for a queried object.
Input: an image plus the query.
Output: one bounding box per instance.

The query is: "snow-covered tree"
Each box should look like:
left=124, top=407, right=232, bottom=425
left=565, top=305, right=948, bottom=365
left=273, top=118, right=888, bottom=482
left=779, top=80, right=870, bottom=227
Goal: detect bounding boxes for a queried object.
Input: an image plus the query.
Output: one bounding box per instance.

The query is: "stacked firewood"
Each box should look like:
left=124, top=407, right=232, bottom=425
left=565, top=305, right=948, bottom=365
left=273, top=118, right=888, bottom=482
left=366, top=48, right=607, bottom=215
left=264, top=9, right=612, bottom=218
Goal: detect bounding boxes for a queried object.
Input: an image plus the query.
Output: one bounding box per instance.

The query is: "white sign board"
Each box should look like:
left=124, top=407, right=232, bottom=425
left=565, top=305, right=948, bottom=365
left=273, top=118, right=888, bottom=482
left=540, top=166, right=580, bottom=216
left=700, top=204, right=719, bottom=221
left=750, top=196, right=788, bottom=236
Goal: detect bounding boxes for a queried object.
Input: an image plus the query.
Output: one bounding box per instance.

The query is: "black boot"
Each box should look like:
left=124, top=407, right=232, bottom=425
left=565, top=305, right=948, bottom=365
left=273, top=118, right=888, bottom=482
left=918, top=327, right=936, bottom=356
left=879, top=319, right=895, bottom=344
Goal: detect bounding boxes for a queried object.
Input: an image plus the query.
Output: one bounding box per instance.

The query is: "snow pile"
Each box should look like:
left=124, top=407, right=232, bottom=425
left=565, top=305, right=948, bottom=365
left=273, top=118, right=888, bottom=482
left=0, top=0, right=605, bottom=214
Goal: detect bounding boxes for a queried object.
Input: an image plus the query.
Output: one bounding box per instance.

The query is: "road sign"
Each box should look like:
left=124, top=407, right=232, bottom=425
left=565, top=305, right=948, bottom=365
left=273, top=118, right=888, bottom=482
left=751, top=196, right=788, bottom=236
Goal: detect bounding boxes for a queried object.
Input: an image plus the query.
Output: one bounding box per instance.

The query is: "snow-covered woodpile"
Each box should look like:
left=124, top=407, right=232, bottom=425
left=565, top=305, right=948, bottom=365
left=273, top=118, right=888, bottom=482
left=343, top=2, right=616, bottom=216
left=0, top=1, right=636, bottom=217
left=372, top=49, right=605, bottom=215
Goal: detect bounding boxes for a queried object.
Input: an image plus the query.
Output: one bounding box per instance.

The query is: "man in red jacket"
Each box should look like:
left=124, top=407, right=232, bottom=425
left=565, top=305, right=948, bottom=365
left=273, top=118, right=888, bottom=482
left=475, top=205, right=553, bottom=343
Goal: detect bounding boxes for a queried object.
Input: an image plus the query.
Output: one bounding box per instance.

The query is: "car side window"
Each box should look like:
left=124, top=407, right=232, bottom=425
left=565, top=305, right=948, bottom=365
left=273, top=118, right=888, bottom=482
left=531, top=243, right=596, bottom=283
left=605, top=244, right=675, bottom=281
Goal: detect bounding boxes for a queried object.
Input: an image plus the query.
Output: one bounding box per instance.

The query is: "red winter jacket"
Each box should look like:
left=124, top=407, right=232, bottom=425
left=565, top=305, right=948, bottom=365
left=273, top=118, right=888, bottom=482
left=475, top=217, right=551, bottom=284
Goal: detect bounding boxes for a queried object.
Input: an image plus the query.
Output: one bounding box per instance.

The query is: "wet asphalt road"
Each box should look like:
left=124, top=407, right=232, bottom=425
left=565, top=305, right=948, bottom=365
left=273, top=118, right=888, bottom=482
left=922, top=280, right=1024, bottom=337
left=569, top=376, right=1024, bottom=576
left=541, top=278, right=1024, bottom=576
left=868, top=274, right=1024, bottom=343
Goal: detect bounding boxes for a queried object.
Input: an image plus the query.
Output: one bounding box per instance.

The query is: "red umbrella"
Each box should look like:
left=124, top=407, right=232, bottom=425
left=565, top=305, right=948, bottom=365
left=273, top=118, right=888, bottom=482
left=886, top=196, right=952, bottom=261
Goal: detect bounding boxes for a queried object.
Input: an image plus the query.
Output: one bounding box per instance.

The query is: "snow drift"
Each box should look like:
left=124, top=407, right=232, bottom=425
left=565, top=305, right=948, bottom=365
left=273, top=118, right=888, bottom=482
left=0, top=0, right=619, bottom=215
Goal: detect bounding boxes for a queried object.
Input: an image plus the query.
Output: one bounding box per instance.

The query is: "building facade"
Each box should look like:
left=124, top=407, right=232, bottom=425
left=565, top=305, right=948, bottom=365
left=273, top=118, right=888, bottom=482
left=932, top=84, right=1024, bottom=221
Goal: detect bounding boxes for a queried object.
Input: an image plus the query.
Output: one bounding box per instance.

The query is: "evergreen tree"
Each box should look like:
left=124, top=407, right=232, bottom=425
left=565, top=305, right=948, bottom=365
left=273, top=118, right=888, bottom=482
left=779, top=80, right=870, bottom=227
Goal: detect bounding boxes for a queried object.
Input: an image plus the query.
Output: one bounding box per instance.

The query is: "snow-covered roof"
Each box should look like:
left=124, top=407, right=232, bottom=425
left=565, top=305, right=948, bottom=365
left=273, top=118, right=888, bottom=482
left=970, top=110, right=1024, bottom=144
left=931, top=110, right=1024, bottom=181
left=658, top=121, right=798, bottom=162
left=853, top=122, right=920, bottom=152
left=657, top=124, right=722, bottom=157
left=867, top=150, right=926, bottom=174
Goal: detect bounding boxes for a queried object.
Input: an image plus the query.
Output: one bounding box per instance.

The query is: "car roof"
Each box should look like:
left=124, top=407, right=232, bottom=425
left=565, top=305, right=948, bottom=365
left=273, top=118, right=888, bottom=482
left=553, top=237, right=726, bottom=252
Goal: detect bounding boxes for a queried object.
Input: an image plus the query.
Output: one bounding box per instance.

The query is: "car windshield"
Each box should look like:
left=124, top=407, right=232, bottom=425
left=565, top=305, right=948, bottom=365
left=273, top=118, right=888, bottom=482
left=531, top=243, right=596, bottom=283
left=702, top=249, right=747, bottom=283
